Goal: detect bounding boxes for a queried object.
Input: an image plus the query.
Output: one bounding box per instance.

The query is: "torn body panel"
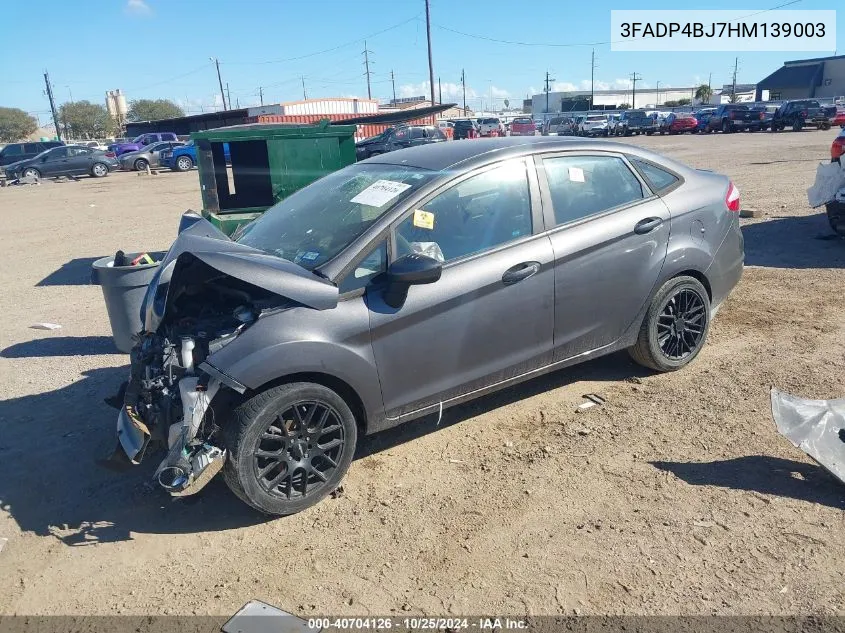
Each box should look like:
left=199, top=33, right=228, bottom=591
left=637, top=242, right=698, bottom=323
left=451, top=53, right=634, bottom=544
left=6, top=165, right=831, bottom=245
left=770, top=387, right=845, bottom=486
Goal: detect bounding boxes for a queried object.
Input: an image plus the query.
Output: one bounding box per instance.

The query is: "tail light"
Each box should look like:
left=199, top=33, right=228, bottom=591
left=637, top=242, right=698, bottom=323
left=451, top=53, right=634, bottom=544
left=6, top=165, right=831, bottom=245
left=725, top=182, right=741, bottom=213
left=800, top=110, right=808, bottom=118
left=832, top=137, right=845, bottom=161
left=759, top=112, right=765, bottom=120
left=105, top=151, right=116, bottom=158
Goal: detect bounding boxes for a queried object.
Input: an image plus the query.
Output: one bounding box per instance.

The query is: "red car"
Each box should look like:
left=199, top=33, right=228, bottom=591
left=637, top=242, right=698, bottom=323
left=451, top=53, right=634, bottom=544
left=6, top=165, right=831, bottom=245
left=509, top=117, right=536, bottom=136
left=833, top=108, right=845, bottom=128
left=832, top=127, right=844, bottom=162
left=662, top=113, right=698, bottom=134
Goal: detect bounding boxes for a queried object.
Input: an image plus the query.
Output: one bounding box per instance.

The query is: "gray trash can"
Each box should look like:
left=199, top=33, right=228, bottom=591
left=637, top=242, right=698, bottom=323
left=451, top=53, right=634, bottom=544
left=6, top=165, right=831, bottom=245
left=91, top=253, right=162, bottom=353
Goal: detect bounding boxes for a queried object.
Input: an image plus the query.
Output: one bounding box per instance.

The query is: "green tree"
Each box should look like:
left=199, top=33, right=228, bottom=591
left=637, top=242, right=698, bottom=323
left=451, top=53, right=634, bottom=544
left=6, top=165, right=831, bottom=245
left=127, top=99, right=184, bottom=122
left=59, top=101, right=114, bottom=139
left=618, top=102, right=631, bottom=109
left=694, top=84, right=713, bottom=104
left=676, top=98, right=691, bottom=106
left=0, top=107, right=38, bottom=142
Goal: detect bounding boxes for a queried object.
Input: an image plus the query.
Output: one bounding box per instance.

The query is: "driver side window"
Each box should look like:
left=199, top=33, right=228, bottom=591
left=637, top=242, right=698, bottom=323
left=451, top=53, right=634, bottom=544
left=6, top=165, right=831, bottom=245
left=394, top=159, right=532, bottom=264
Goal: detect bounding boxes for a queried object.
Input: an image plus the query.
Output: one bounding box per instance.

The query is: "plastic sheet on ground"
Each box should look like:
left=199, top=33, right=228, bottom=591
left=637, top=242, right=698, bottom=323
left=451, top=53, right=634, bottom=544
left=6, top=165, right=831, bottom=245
left=807, top=160, right=845, bottom=208
left=770, top=387, right=845, bottom=485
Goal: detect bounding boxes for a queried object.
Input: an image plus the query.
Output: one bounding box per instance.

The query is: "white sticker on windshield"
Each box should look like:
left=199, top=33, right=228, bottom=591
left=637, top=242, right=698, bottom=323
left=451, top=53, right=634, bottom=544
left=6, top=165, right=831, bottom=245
left=568, top=166, right=585, bottom=183
left=350, top=180, right=412, bottom=207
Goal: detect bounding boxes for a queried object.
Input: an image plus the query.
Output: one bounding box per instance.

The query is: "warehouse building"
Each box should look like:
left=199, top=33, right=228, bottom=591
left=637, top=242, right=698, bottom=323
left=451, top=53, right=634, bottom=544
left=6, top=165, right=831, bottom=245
left=531, top=87, right=698, bottom=114
left=756, top=54, right=845, bottom=102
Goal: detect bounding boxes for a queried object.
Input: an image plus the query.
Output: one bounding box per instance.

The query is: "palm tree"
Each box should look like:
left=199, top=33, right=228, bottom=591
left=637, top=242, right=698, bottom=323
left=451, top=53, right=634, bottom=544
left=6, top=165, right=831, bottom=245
left=695, top=84, right=713, bottom=104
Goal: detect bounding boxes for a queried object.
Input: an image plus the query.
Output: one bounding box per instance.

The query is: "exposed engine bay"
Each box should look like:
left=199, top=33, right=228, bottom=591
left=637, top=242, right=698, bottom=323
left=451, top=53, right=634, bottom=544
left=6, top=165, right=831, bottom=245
left=117, top=256, right=289, bottom=495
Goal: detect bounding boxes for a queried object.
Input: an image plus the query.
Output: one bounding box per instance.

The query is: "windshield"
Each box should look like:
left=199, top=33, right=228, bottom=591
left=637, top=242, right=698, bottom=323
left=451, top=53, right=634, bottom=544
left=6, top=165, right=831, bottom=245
left=236, top=164, right=436, bottom=270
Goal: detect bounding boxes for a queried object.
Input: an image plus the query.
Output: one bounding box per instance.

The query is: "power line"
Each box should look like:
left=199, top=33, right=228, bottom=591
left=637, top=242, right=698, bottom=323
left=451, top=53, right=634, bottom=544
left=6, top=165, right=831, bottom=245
left=222, top=15, right=420, bottom=66
left=432, top=0, right=803, bottom=48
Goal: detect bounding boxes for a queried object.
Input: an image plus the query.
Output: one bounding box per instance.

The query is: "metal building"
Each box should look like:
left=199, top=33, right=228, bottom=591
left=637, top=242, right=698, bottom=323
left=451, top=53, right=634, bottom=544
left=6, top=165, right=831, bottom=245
left=756, top=54, right=845, bottom=102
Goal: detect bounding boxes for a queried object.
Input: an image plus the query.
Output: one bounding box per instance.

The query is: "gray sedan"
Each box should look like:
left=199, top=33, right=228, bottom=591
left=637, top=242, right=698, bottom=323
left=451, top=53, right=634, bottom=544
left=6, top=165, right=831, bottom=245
left=118, top=141, right=184, bottom=171
left=109, top=137, right=744, bottom=516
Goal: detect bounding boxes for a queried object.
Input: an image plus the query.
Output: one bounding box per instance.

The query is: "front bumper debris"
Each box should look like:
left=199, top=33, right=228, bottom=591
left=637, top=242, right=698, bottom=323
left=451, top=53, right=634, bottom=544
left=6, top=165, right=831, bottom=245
left=770, top=387, right=845, bottom=485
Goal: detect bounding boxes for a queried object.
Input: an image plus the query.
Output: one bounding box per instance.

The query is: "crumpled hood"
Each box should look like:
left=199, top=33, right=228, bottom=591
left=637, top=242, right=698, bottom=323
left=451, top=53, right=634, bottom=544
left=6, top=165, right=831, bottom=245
left=141, top=212, right=339, bottom=332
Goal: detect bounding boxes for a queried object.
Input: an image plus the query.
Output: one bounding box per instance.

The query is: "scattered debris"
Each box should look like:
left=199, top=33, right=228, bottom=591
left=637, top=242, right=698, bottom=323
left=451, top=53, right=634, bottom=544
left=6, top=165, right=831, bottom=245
left=222, top=600, right=319, bottom=633
left=330, top=485, right=344, bottom=499
left=448, top=458, right=464, bottom=464
left=504, top=440, right=514, bottom=448
left=693, top=534, right=708, bottom=546
left=577, top=394, right=605, bottom=411
left=576, top=427, right=592, bottom=436
left=30, top=323, right=62, bottom=330
left=693, top=521, right=715, bottom=528
left=577, top=401, right=597, bottom=411
left=739, top=208, right=763, bottom=218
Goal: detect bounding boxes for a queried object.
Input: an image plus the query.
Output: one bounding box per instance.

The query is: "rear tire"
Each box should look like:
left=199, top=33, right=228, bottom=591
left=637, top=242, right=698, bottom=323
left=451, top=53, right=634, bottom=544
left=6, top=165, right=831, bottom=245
left=91, top=162, right=108, bottom=178
left=223, top=382, right=358, bottom=516
left=721, top=120, right=731, bottom=133
left=792, top=120, right=803, bottom=132
left=628, top=276, right=711, bottom=372
left=22, top=168, right=40, bottom=179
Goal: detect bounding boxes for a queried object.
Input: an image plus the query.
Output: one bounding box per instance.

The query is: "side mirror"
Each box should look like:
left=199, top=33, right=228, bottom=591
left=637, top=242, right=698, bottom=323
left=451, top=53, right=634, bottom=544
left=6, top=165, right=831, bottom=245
left=383, top=253, right=442, bottom=308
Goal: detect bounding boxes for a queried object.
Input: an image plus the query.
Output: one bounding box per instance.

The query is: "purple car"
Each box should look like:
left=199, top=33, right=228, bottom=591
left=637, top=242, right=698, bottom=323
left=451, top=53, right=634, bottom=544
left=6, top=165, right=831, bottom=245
left=109, top=132, right=178, bottom=156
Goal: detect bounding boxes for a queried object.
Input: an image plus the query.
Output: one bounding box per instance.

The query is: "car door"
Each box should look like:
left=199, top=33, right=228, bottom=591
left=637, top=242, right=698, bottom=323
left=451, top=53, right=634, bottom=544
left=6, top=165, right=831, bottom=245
left=66, top=147, right=94, bottom=174
left=535, top=151, right=671, bottom=362
left=366, top=157, right=555, bottom=419
left=38, top=147, right=68, bottom=176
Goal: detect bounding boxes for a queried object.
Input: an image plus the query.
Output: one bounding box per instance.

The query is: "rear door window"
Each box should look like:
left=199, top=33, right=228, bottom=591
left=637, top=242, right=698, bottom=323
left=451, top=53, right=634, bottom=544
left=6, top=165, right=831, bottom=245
left=3, top=144, right=24, bottom=157
left=24, top=144, right=40, bottom=154
left=542, top=155, right=645, bottom=227
left=630, top=157, right=680, bottom=192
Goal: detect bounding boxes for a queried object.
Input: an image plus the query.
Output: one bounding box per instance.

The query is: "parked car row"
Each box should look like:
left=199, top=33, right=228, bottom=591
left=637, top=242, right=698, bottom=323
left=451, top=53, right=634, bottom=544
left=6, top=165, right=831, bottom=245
left=3, top=144, right=118, bottom=180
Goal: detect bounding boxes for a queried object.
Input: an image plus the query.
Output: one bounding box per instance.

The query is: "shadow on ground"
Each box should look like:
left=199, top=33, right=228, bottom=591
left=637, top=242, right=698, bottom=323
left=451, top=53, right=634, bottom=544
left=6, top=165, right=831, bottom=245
left=36, top=257, right=104, bottom=286
left=357, top=351, right=648, bottom=459
left=650, top=455, right=845, bottom=510
left=1, top=336, right=120, bottom=358
left=0, top=351, right=646, bottom=543
left=0, top=366, right=269, bottom=545
left=742, top=212, right=845, bottom=269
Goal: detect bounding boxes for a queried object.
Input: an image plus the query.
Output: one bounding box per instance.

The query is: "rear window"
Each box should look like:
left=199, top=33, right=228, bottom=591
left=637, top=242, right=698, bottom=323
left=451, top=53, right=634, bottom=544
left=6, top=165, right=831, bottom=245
left=630, top=157, right=679, bottom=192
left=482, top=118, right=499, bottom=124
left=513, top=118, right=532, bottom=124
left=2, top=144, right=24, bottom=157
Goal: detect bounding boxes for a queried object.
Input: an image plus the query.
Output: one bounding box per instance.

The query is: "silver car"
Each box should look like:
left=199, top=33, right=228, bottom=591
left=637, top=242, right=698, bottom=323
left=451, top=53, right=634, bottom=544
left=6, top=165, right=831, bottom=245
left=110, top=137, right=744, bottom=515
left=119, top=141, right=184, bottom=171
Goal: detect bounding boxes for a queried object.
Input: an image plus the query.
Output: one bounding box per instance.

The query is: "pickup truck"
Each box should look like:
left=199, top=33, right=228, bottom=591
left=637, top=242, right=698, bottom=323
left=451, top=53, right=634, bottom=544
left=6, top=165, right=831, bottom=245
left=109, top=132, right=179, bottom=157
left=706, top=104, right=758, bottom=133
left=771, top=100, right=837, bottom=132
left=161, top=140, right=230, bottom=172
left=614, top=110, right=656, bottom=136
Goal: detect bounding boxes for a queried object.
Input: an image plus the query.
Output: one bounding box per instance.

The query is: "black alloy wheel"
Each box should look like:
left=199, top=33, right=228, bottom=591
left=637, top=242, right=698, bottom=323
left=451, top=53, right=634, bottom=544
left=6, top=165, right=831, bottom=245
left=253, top=400, right=345, bottom=501
left=656, top=288, right=707, bottom=361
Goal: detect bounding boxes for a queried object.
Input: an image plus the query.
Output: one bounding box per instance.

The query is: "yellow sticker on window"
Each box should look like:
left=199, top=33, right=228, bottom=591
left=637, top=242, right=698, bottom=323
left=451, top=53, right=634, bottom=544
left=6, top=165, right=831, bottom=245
left=413, top=209, right=435, bottom=230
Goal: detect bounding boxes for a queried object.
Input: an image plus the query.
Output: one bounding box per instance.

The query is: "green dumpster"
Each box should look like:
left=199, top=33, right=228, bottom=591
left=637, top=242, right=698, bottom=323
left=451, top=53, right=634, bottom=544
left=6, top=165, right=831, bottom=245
left=191, top=120, right=358, bottom=235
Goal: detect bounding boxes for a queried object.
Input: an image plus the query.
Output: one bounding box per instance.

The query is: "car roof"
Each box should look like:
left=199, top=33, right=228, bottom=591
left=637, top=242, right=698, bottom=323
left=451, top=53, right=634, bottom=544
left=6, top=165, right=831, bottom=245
left=363, top=136, right=681, bottom=172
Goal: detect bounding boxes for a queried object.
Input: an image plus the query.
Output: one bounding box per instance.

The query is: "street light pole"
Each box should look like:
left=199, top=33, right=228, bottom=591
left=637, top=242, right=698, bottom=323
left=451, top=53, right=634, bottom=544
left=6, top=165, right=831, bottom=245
left=210, top=57, right=227, bottom=110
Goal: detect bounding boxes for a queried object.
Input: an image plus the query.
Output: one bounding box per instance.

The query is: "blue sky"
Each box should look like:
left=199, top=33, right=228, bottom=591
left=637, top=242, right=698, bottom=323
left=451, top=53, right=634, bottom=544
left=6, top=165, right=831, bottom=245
left=1, top=0, right=841, bottom=122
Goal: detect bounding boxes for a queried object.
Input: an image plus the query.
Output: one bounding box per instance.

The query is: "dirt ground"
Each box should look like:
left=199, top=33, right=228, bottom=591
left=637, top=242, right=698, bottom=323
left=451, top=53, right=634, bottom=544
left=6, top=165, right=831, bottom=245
left=1, top=129, right=845, bottom=618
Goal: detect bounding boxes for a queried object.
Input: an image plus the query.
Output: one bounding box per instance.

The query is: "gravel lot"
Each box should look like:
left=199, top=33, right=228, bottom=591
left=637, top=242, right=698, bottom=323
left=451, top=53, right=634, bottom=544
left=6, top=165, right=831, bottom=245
left=1, top=129, right=845, bottom=617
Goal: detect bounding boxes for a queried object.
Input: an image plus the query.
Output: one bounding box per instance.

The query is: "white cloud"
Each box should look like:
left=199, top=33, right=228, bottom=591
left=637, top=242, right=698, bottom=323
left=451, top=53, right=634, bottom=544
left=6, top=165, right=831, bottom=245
left=548, top=78, right=635, bottom=93
left=125, top=0, right=152, bottom=15
left=490, top=86, right=509, bottom=99
left=398, top=81, right=477, bottom=102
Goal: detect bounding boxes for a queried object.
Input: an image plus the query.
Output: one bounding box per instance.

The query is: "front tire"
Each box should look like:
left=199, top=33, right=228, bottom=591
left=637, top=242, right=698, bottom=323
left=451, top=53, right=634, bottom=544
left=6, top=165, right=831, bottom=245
left=223, top=382, right=358, bottom=516
left=134, top=158, right=149, bottom=171
left=22, top=168, right=40, bottom=179
left=792, top=120, right=803, bottom=132
left=628, top=276, right=711, bottom=372
left=721, top=120, right=732, bottom=133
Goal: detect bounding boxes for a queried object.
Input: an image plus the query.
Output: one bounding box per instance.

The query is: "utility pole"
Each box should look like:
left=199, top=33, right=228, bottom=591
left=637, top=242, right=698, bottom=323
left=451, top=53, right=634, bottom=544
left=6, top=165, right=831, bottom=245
left=43, top=71, right=62, bottom=141
left=731, top=57, right=739, bottom=102
left=211, top=57, right=227, bottom=110
left=438, top=77, right=442, bottom=104
left=656, top=80, right=660, bottom=105
left=302, top=76, right=307, bottom=100
left=590, top=49, right=595, bottom=109
left=461, top=69, right=467, bottom=113
left=425, top=0, right=435, bottom=107
left=630, top=72, right=642, bottom=108
left=259, top=86, right=264, bottom=106
left=226, top=83, right=232, bottom=111
left=544, top=71, right=555, bottom=113
left=362, top=40, right=373, bottom=100
left=391, top=70, right=396, bottom=102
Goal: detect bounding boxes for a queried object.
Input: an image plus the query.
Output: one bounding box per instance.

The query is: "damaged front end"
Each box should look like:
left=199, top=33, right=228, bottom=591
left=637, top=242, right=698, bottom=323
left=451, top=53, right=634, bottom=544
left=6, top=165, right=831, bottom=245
left=110, top=212, right=339, bottom=497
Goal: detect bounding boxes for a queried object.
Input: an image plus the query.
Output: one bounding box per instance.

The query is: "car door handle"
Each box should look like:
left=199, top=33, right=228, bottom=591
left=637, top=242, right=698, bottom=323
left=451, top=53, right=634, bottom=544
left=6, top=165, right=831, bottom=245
left=502, top=262, right=540, bottom=285
left=634, top=217, right=663, bottom=234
